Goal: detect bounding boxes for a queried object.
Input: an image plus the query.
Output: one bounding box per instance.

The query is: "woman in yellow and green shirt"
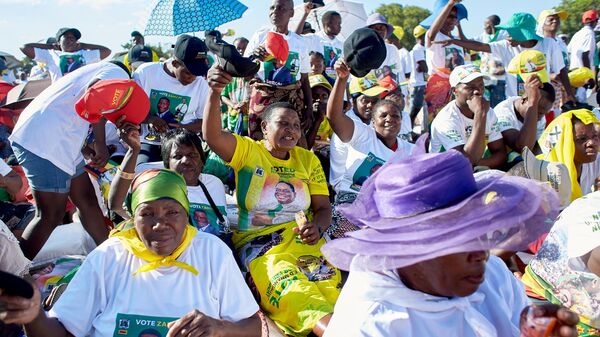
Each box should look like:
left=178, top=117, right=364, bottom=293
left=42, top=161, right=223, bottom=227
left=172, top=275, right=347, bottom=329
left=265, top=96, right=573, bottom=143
left=203, top=66, right=340, bottom=337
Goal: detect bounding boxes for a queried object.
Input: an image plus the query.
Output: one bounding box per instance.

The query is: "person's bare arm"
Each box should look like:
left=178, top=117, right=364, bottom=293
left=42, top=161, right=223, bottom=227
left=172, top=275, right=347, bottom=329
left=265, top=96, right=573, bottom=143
left=295, top=194, right=332, bottom=245
left=168, top=120, right=202, bottom=133
left=108, top=122, right=140, bottom=219
left=20, top=43, right=58, bottom=59
left=166, top=311, right=261, bottom=337
left=558, top=66, right=576, bottom=101
left=89, top=118, right=110, bottom=169
left=455, top=96, right=489, bottom=165
left=202, top=66, right=237, bottom=163
left=300, top=72, right=313, bottom=130
left=0, top=170, right=22, bottom=200
left=326, top=59, right=355, bottom=142
left=426, top=0, right=461, bottom=47
left=78, top=42, right=111, bottom=59
left=586, top=246, right=600, bottom=277
left=478, top=138, right=507, bottom=169
left=293, top=2, right=314, bottom=35
left=438, top=38, right=492, bottom=53
left=503, top=76, right=542, bottom=152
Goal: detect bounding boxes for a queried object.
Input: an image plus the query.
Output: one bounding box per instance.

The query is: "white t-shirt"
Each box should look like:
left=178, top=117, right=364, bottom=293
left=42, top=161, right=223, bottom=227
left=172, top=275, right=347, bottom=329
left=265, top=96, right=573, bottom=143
left=336, top=119, right=415, bottom=194
left=34, top=48, right=101, bottom=83
left=324, top=256, right=529, bottom=337
left=494, top=96, right=547, bottom=140
left=568, top=25, right=596, bottom=70
left=133, top=61, right=209, bottom=145
left=490, top=38, right=566, bottom=98
left=409, top=43, right=427, bottom=86
left=429, top=100, right=503, bottom=153
left=369, top=44, right=406, bottom=85
left=426, top=32, right=466, bottom=77
left=580, top=156, right=600, bottom=196
left=329, top=109, right=367, bottom=190
left=245, top=29, right=311, bottom=86
left=188, top=174, right=228, bottom=232
left=475, top=31, right=508, bottom=82
left=49, top=233, right=258, bottom=337
left=9, top=62, right=129, bottom=175
left=305, top=31, right=344, bottom=78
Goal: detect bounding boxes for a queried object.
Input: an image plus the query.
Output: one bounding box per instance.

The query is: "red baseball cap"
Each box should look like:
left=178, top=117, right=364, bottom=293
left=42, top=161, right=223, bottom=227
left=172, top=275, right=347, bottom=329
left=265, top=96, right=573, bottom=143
left=582, top=10, right=598, bottom=23
left=75, top=79, right=149, bottom=124
left=264, top=32, right=289, bottom=67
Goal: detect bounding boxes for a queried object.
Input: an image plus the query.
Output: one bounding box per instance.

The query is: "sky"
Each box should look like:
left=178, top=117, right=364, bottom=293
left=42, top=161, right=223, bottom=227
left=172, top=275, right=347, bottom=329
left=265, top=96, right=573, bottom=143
left=1, top=0, right=561, bottom=61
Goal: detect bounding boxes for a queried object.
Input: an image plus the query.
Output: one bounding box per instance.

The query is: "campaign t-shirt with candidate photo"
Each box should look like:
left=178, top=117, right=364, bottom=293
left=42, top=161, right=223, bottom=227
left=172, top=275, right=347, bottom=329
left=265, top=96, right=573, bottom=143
left=34, top=48, right=101, bottom=83
left=133, top=62, right=209, bottom=145
left=228, top=135, right=328, bottom=232
left=245, top=29, right=310, bottom=86
left=426, top=32, right=466, bottom=77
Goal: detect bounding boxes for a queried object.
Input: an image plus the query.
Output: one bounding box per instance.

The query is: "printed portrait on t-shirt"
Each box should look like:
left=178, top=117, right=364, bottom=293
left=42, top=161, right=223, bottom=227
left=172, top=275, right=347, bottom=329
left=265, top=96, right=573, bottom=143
left=251, top=179, right=307, bottom=226
left=189, top=202, right=225, bottom=232
left=59, top=54, right=85, bottom=75
left=264, top=51, right=300, bottom=86
left=444, top=47, right=465, bottom=71
left=350, top=152, right=386, bottom=191
left=373, top=64, right=398, bottom=82
left=147, top=89, right=192, bottom=141
left=323, top=46, right=340, bottom=68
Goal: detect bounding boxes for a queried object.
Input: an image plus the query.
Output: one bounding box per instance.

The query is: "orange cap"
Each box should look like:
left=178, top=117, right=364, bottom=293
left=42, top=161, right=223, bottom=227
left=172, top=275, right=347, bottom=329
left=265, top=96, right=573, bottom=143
left=75, top=79, right=150, bottom=124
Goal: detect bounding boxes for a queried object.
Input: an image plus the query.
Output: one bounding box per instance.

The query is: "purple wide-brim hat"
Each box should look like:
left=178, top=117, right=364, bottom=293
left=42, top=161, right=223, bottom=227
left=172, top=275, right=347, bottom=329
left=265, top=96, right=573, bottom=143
left=366, top=13, right=394, bottom=39
left=321, top=150, right=559, bottom=272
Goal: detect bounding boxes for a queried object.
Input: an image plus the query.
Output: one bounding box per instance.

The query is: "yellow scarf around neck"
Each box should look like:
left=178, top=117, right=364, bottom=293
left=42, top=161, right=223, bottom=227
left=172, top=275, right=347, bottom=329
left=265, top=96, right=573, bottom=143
left=111, top=224, right=199, bottom=276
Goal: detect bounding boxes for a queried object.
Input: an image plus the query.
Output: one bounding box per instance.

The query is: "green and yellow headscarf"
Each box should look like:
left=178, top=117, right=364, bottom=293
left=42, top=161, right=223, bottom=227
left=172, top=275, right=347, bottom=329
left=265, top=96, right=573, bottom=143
left=111, top=169, right=199, bottom=276
left=537, top=109, right=598, bottom=201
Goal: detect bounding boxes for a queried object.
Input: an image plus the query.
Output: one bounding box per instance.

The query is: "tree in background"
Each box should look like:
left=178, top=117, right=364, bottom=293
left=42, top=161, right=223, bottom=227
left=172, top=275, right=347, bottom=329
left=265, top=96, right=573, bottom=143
left=555, top=0, right=600, bottom=40
left=375, top=4, right=431, bottom=48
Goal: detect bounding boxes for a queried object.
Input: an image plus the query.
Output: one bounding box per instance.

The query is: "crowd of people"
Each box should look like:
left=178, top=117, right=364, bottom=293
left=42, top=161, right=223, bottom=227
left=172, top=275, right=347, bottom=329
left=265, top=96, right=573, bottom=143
left=0, top=0, right=599, bottom=336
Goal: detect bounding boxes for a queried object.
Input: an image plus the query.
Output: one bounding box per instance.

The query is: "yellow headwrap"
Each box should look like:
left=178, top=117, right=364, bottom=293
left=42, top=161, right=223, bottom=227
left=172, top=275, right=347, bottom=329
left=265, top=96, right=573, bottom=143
left=537, top=109, right=598, bottom=200
left=110, top=169, right=199, bottom=276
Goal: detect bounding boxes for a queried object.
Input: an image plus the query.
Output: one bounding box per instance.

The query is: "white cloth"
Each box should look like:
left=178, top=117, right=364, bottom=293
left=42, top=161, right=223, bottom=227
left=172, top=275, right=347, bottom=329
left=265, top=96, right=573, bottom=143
left=49, top=232, right=258, bottom=337
left=329, top=109, right=366, bottom=190
left=489, top=38, right=566, bottom=98
left=133, top=61, right=209, bottom=145
left=409, top=43, right=427, bottom=86
left=0, top=219, right=31, bottom=277
left=245, top=28, right=311, bottom=85
left=324, top=256, right=528, bottom=337
left=580, top=156, right=600, bottom=196
left=398, top=47, right=411, bottom=79
left=494, top=96, right=547, bottom=140
left=34, top=48, right=101, bottom=83
left=429, top=100, right=503, bottom=153
left=0, top=159, right=12, bottom=176
left=568, top=25, right=596, bottom=70
left=336, top=119, right=415, bottom=194
left=400, top=111, right=412, bottom=139
left=426, top=32, right=466, bottom=77
left=9, top=62, right=129, bottom=175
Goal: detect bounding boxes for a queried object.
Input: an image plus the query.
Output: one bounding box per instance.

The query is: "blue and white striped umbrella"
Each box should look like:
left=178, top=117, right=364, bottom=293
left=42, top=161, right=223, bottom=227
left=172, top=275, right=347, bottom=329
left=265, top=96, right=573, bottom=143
left=144, top=0, right=248, bottom=36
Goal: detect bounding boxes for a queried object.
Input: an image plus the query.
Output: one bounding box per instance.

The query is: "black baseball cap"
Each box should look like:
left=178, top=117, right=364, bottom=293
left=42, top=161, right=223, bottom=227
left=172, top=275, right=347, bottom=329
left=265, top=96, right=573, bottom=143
left=55, top=27, right=82, bottom=41
left=205, top=30, right=259, bottom=78
left=174, top=34, right=209, bottom=77
left=343, top=28, right=387, bottom=78
left=304, top=0, right=325, bottom=8
left=128, top=44, right=153, bottom=68
left=0, top=270, right=34, bottom=299
left=303, top=22, right=316, bottom=34
left=131, top=30, right=143, bottom=38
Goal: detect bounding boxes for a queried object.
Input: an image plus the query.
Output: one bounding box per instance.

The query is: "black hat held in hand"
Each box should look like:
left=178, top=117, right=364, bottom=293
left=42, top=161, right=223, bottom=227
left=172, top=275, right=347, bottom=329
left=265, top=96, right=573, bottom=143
left=204, top=30, right=259, bottom=78
left=343, top=28, right=387, bottom=78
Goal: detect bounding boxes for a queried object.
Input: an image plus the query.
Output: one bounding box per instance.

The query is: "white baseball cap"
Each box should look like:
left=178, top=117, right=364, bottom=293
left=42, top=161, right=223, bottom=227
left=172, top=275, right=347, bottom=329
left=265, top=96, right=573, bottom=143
left=449, top=64, right=490, bottom=87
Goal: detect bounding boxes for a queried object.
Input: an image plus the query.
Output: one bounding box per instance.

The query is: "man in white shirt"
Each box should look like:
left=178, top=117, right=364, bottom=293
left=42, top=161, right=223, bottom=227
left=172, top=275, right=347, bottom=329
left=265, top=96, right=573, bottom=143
left=133, top=34, right=210, bottom=164
left=245, top=0, right=312, bottom=142
left=409, top=26, right=428, bottom=127
left=430, top=65, right=507, bottom=169
left=9, top=61, right=136, bottom=259
left=20, top=27, right=111, bottom=83
left=474, top=15, right=509, bottom=107
left=448, top=13, right=575, bottom=103
left=568, top=10, right=598, bottom=94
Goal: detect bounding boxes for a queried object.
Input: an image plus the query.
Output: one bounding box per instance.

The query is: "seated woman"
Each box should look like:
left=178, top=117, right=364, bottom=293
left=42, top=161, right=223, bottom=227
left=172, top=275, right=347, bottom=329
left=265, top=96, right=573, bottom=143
left=537, top=108, right=600, bottom=201
left=522, top=191, right=600, bottom=336
left=109, top=127, right=228, bottom=236
left=0, top=168, right=260, bottom=337
left=321, top=150, right=579, bottom=337
left=202, top=66, right=340, bottom=337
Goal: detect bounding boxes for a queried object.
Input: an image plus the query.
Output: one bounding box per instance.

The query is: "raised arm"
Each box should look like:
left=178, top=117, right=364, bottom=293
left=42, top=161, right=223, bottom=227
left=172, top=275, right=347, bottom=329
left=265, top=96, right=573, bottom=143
left=441, top=38, right=491, bottom=53
left=202, top=66, right=237, bottom=163
left=108, top=122, right=141, bottom=220
left=293, top=2, right=314, bottom=35
left=426, top=0, right=460, bottom=47
left=326, top=58, right=356, bottom=142
left=20, top=43, right=57, bottom=59
left=78, top=42, right=111, bottom=59
left=457, top=96, right=490, bottom=165
left=502, top=76, right=542, bottom=153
